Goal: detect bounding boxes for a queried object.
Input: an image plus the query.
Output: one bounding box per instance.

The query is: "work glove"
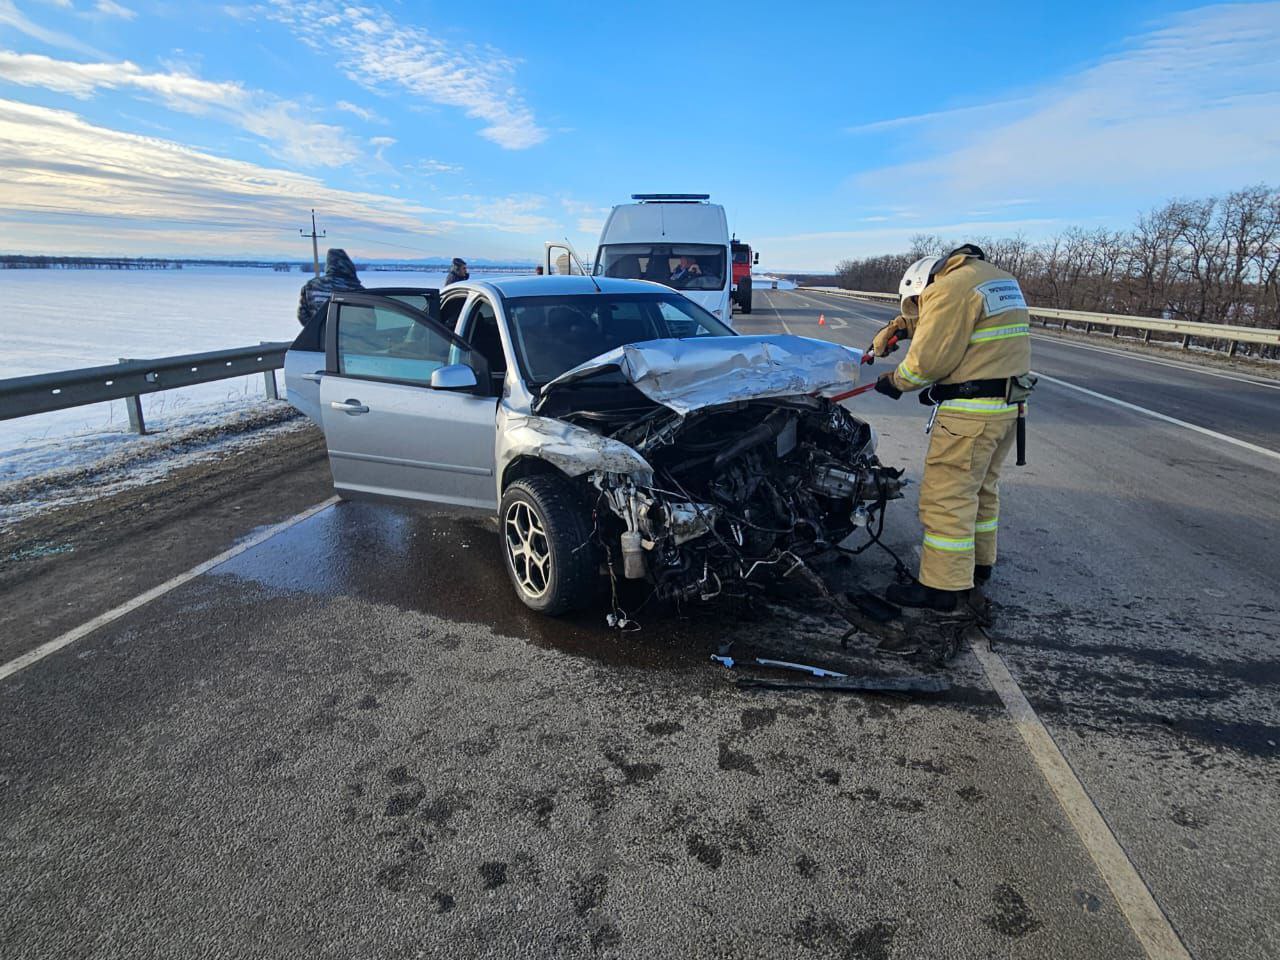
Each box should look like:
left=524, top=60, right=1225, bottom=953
left=870, top=320, right=905, bottom=358
left=873, top=372, right=903, bottom=400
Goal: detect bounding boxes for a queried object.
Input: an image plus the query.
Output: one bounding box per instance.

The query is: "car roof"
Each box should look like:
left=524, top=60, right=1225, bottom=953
left=471, top=275, right=669, bottom=298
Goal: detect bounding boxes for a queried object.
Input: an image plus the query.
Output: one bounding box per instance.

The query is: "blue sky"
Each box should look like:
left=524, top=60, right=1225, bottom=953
left=1, top=0, right=1277, bottom=268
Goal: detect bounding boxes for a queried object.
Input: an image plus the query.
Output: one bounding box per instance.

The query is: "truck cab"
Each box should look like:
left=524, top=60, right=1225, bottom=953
left=592, top=194, right=734, bottom=324
left=731, top=238, right=759, bottom=314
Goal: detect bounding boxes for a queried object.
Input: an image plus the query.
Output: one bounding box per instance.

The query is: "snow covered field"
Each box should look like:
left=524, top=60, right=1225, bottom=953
left=0, top=267, right=453, bottom=482
left=1, top=265, right=783, bottom=487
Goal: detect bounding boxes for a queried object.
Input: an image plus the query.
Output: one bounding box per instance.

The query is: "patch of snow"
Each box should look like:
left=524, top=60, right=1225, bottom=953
left=0, top=398, right=310, bottom=529
left=0, top=266, right=458, bottom=458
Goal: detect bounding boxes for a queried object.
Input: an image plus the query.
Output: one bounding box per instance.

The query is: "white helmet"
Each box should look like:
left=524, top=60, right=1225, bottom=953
left=899, top=256, right=942, bottom=302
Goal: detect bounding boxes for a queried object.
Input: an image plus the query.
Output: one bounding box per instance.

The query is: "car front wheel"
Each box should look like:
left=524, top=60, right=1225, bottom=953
left=500, top=476, right=597, bottom=615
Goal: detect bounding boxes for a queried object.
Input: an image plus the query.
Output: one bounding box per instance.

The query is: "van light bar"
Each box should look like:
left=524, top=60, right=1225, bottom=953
left=631, top=193, right=711, bottom=202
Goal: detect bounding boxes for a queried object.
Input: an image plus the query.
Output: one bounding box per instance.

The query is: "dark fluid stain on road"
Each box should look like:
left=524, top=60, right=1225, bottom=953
left=217, top=500, right=799, bottom=670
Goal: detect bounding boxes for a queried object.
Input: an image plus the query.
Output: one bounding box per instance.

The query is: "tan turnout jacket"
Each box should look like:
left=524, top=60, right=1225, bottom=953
left=889, top=252, right=1032, bottom=420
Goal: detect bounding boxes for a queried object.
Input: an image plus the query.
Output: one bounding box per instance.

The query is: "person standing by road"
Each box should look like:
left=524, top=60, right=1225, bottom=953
left=869, top=245, right=1035, bottom=611
left=445, top=257, right=469, bottom=285
left=296, top=248, right=363, bottom=326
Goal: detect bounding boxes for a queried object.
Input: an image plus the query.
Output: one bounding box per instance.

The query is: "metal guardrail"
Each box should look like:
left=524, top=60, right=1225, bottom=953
left=0, top=342, right=291, bottom=435
left=799, top=287, right=1280, bottom=354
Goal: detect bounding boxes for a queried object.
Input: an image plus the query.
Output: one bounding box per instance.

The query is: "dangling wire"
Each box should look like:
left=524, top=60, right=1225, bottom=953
left=838, top=475, right=913, bottom=583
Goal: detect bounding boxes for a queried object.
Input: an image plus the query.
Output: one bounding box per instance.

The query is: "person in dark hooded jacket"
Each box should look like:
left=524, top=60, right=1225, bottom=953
left=296, top=248, right=364, bottom=326
left=445, top=257, right=469, bottom=286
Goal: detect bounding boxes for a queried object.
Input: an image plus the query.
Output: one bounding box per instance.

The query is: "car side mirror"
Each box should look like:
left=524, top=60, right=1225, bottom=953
left=753, top=253, right=759, bottom=265
left=430, top=363, right=479, bottom=392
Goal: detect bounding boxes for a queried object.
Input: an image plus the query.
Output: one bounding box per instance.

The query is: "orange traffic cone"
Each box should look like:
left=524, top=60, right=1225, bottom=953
left=818, top=313, right=826, bottom=326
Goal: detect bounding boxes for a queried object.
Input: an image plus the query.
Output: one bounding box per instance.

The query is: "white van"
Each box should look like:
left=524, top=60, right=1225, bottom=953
left=590, top=194, right=733, bottom=323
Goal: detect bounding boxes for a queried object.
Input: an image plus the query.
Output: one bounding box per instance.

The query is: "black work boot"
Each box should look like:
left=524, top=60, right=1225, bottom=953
left=974, top=564, right=992, bottom=586
left=885, top=580, right=961, bottom=612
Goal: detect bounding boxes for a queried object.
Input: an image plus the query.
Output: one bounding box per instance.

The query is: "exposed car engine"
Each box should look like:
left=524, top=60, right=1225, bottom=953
left=582, top=396, right=905, bottom=604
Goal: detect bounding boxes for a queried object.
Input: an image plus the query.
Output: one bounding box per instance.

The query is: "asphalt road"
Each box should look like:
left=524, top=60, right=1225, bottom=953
left=1, top=289, right=1277, bottom=959
left=742, top=288, right=1280, bottom=958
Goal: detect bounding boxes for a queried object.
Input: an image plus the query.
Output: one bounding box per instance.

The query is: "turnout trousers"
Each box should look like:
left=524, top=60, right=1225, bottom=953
left=916, top=410, right=1017, bottom=591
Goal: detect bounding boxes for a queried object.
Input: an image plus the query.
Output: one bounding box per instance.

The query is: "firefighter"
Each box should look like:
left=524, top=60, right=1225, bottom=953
left=869, top=245, right=1034, bottom=611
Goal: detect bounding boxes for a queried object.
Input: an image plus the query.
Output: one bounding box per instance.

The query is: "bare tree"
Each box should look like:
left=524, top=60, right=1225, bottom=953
left=833, top=185, right=1279, bottom=353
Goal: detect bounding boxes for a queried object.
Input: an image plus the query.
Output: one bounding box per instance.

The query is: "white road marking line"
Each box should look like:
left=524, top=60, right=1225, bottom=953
left=1031, top=334, right=1280, bottom=390
left=970, top=636, right=1193, bottom=960
left=797, top=291, right=895, bottom=331
left=1034, top=371, right=1280, bottom=464
left=0, top=496, right=341, bottom=684
left=765, top=290, right=794, bottom=334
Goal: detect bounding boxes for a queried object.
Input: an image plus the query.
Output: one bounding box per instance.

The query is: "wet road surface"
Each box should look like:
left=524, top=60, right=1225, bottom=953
left=2, top=498, right=1146, bottom=960
left=1, top=290, right=1277, bottom=958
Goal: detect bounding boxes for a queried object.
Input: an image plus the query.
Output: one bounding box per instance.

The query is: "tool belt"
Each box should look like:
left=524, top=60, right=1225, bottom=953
left=921, top=375, right=1036, bottom=466
left=920, top=378, right=1009, bottom=403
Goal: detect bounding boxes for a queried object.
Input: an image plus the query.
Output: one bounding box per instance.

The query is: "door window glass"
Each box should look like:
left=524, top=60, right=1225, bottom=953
left=439, top=294, right=467, bottom=332
left=337, top=303, right=454, bottom=384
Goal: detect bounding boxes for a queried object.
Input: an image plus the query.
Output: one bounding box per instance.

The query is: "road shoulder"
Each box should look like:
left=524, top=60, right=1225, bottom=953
left=0, top=419, right=333, bottom=663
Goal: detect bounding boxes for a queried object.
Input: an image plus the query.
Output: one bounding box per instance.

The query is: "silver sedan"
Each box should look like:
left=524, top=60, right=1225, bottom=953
left=285, top=276, right=901, bottom=615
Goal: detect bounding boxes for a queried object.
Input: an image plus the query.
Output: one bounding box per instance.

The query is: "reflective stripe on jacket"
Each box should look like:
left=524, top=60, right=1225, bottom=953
left=890, top=252, right=1032, bottom=420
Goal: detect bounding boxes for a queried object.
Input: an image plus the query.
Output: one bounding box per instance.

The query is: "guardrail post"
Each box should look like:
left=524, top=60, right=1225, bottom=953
left=1084, top=322, right=1092, bottom=334
left=263, top=369, right=279, bottom=400
left=1228, top=340, right=1239, bottom=357
left=1143, top=329, right=1152, bottom=344
left=1111, top=325, right=1119, bottom=338
left=1181, top=334, right=1191, bottom=350
left=118, top=358, right=146, bottom=434
left=124, top=395, right=145, bottom=434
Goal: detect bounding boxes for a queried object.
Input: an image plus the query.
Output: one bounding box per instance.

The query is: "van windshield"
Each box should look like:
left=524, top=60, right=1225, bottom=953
left=596, top=244, right=726, bottom=291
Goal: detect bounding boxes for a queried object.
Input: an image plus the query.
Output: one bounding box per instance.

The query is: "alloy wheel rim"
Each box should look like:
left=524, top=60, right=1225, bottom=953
left=504, top=500, right=552, bottom=598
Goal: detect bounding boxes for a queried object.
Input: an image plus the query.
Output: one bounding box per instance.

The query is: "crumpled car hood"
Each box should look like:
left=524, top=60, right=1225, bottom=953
left=538, top=335, right=864, bottom=417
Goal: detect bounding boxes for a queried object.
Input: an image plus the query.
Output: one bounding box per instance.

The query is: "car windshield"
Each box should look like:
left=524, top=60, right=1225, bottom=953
left=596, top=244, right=726, bottom=291
left=504, top=292, right=734, bottom=385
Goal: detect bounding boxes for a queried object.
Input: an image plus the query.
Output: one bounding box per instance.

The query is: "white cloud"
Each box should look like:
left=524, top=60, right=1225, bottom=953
left=0, top=98, right=578, bottom=258
left=0, top=50, right=359, bottom=167
left=0, top=97, right=447, bottom=254
left=846, top=98, right=1031, bottom=135
left=93, top=0, right=135, bottom=19
left=368, top=135, right=394, bottom=160
left=336, top=99, right=381, bottom=122
left=441, top=193, right=558, bottom=233
left=559, top=197, right=608, bottom=236
left=410, top=158, right=462, bottom=176
left=854, top=3, right=1280, bottom=209
left=267, top=0, right=546, bottom=150
left=0, top=0, right=103, bottom=55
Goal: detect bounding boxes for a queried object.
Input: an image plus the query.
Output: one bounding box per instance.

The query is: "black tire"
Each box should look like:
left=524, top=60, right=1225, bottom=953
left=739, top=278, right=752, bottom=314
left=499, top=476, right=597, bottom=615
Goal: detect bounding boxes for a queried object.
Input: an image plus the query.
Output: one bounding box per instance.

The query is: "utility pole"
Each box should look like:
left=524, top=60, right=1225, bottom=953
left=300, top=209, right=325, bottom=277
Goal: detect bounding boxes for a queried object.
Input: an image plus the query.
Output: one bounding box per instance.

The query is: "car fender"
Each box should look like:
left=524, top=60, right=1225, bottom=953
left=496, top=411, right=654, bottom=502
